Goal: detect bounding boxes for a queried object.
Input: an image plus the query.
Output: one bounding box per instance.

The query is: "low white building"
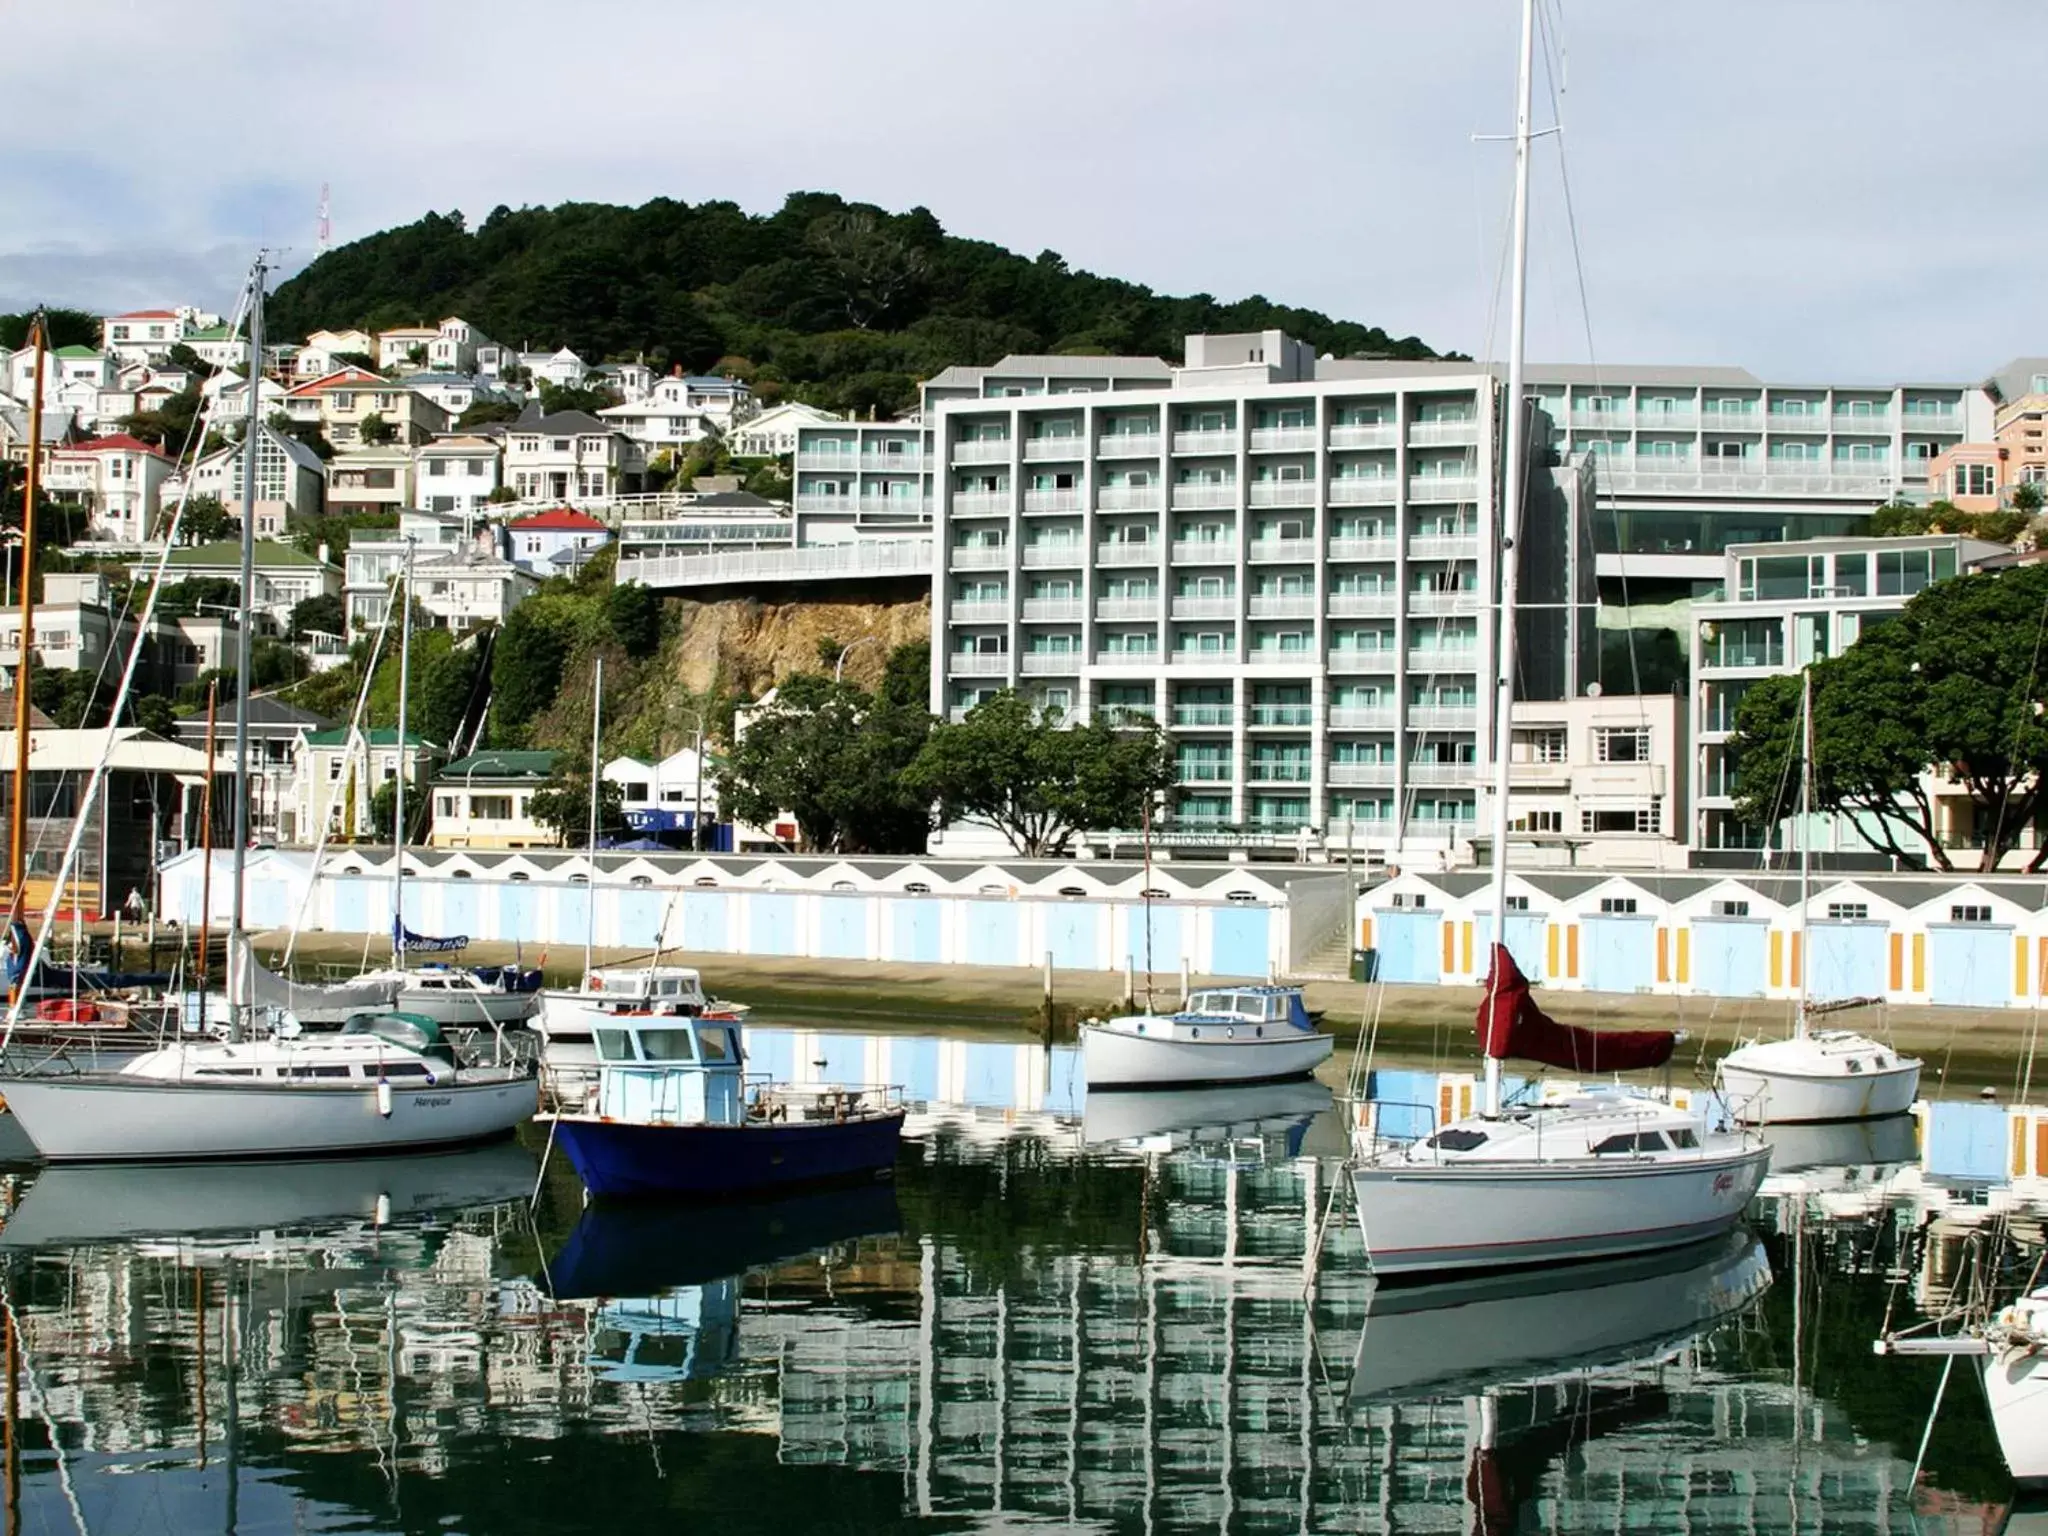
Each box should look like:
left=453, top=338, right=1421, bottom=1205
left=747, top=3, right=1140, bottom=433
left=517, top=348, right=589, bottom=389
left=131, top=540, right=340, bottom=629
left=605, top=746, right=718, bottom=839
left=429, top=749, right=560, bottom=848
left=101, top=309, right=189, bottom=366
left=592, top=361, right=655, bottom=401
left=1497, top=693, right=1689, bottom=870
left=405, top=372, right=519, bottom=421
left=507, top=507, right=610, bottom=574
left=326, top=446, right=416, bottom=518
left=729, top=400, right=841, bottom=458
left=42, top=434, right=172, bottom=541
left=411, top=549, right=537, bottom=633
left=599, top=374, right=753, bottom=450
left=416, top=434, right=504, bottom=516
left=426, top=317, right=500, bottom=376
left=376, top=326, right=439, bottom=371
left=0, top=573, right=133, bottom=674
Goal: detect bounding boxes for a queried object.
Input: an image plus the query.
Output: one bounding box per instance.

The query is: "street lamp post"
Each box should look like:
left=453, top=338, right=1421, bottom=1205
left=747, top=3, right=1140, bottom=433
left=833, top=636, right=881, bottom=684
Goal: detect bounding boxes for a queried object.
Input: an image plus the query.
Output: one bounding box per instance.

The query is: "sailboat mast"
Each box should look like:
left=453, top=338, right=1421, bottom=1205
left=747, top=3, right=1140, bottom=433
left=391, top=538, right=415, bottom=965
left=1795, top=671, right=1814, bottom=1037
left=583, top=655, right=603, bottom=977
left=1483, top=0, right=1539, bottom=1120
left=197, top=682, right=218, bottom=999
left=227, top=260, right=264, bottom=1000
left=7, top=316, right=46, bottom=933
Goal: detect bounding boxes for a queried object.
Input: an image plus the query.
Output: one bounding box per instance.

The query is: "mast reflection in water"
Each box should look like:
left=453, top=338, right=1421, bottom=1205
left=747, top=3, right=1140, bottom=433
left=0, top=1041, right=2022, bottom=1535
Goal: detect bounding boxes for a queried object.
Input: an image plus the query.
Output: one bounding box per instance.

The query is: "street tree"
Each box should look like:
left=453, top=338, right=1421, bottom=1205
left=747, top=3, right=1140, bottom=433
left=528, top=773, right=626, bottom=847
left=901, top=691, right=1174, bottom=858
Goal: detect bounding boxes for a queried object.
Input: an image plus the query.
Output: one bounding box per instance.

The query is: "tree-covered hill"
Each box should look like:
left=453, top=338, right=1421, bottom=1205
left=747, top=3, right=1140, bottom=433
left=267, top=192, right=1443, bottom=416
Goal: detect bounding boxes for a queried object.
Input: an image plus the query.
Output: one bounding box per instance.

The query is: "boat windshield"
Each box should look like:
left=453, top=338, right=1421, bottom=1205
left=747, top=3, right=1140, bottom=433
left=637, top=1028, right=698, bottom=1063
left=697, top=1026, right=736, bottom=1063
left=341, top=1011, right=443, bottom=1055
left=1188, top=991, right=1257, bottom=1018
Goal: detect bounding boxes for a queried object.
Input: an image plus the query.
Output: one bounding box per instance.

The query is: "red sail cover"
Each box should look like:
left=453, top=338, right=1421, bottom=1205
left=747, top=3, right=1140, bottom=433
left=1477, top=943, right=1675, bottom=1072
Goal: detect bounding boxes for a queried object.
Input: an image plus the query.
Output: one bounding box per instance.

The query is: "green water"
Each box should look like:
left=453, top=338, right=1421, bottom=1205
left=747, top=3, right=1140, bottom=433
left=0, top=1110, right=2019, bottom=1535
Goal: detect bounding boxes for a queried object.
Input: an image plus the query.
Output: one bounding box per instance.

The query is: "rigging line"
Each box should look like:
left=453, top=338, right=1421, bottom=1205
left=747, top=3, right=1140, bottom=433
left=0, top=1294, right=90, bottom=1536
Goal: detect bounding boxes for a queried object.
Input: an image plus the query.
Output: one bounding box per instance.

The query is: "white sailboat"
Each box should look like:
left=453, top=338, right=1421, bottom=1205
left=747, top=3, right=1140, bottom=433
left=1880, top=1286, right=2048, bottom=1492
left=1716, top=675, right=1921, bottom=1123
left=1348, top=0, right=1770, bottom=1279
left=0, top=260, right=539, bottom=1162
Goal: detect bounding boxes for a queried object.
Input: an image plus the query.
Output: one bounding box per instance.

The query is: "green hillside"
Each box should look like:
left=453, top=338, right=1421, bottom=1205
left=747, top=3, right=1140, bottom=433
left=266, top=192, right=1444, bottom=416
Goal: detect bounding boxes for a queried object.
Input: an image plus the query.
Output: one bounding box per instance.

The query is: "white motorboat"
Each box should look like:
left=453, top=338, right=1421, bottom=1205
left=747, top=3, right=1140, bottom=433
left=1080, top=985, right=1334, bottom=1089
left=1348, top=1, right=1771, bottom=1283
left=536, top=964, right=749, bottom=1080
left=1716, top=676, right=1920, bottom=1124
left=344, top=960, right=544, bottom=1028
left=0, top=1012, right=538, bottom=1163
left=1349, top=1227, right=1771, bottom=1402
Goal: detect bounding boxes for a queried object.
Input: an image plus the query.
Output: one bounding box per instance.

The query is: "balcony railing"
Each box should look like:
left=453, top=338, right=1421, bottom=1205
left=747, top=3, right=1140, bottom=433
left=1328, top=649, right=1397, bottom=672
left=1022, top=436, right=1084, bottom=461
left=1408, top=589, right=1482, bottom=616
left=1171, top=647, right=1238, bottom=664
left=1328, top=536, right=1398, bottom=561
left=1329, top=593, right=1397, bottom=618
left=1248, top=538, right=1315, bottom=565
left=1170, top=541, right=1235, bottom=565
left=1171, top=596, right=1238, bottom=620
left=1097, top=485, right=1163, bottom=511
left=953, top=439, right=1012, bottom=464
left=1248, top=595, right=1315, bottom=619
left=1249, top=705, right=1314, bottom=727
left=1021, top=598, right=1083, bottom=622
left=1094, top=648, right=1160, bottom=668
left=1408, top=535, right=1481, bottom=560
left=1904, top=409, right=1965, bottom=433
left=1248, top=482, right=1317, bottom=507
left=1019, top=652, right=1080, bottom=675
left=1328, top=707, right=1396, bottom=730
left=619, top=537, right=934, bottom=592
left=794, top=492, right=856, bottom=514
left=1247, top=649, right=1314, bottom=667
left=948, top=600, right=1009, bottom=624
left=1408, top=476, right=1479, bottom=501
left=1831, top=413, right=1895, bottom=434
left=1699, top=411, right=1762, bottom=433
left=857, top=494, right=928, bottom=515
left=1021, top=544, right=1083, bottom=568
left=1247, top=763, right=1313, bottom=784
left=1406, top=648, right=1479, bottom=672
left=794, top=448, right=860, bottom=471
left=1406, top=761, right=1478, bottom=785
left=1023, top=489, right=1082, bottom=514
left=1101, top=704, right=1157, bottom=726
left=1328, top=478, right=1399, bottom=506
left=948, top=653, right=1011, bottom=676
left=1094, top=596, right=1160, bottom=621
left=860, top=450, right=924, bottom=472
left=1177, top=763, right=1234, bottom=783
left=1172, top=705, right=1235, bottom=728
left=1567, top=411, right=1632, bottom=431
left=950, top=544, right=1009, bottom=569
left=951, top=490, right=1011, bottom=517
left=1097, top=433, right=1163, bottom=458
left=1329, top=424, right=1398, bottom=449
left=1629, top=410, right=1700, bottom=432
left=1408, top=706, right=1479, bottom=729
left=1702, top=645, right=1785, bottom=670
left=1409, top=420, right=1480, bottom=446
left=1248, top=427, right=1318, bottom=453
left=1328, top=762, right=1397, bottom=787
left=1095, top=542, right=1160, bottom=566
left=1593, top=466, right=1896, bottom=496
left=1172, top=429, right=1238, bottom=455
left=1171, top=483, right=1239, bottom=510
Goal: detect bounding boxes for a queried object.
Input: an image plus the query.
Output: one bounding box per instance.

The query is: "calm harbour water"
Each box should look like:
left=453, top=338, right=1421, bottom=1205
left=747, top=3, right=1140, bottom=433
left=0, top=1025, right=2030, bottom=1535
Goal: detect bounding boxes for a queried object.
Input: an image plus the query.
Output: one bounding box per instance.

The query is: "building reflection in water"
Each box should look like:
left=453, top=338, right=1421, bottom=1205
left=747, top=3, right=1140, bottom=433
left=0, top=1026, right=2026, bottom=1534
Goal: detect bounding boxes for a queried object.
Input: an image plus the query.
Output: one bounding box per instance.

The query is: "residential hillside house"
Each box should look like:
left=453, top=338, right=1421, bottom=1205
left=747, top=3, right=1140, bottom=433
left=592, top=360, right=655, bottom=400
left=410, top=546, right=538, bottom=633
left=176, top=695, right=333, bottom=846
left=302, top=372, right=451, bottom=448
left=375, top=326, right=440, bottom=372
left=598, top=374, right=754, bottom=450
left=101, top=309, right=194, bottom=366
left=43, top=434, right=171, bottom=542
left=730, top=401, right=841, bottom=458
left=515, top=348, right=588, bottom=389
left=10, top=346, right=115, bottom=416
left=0, top=573, right=134, bottom=676
left=429, top=749, right=560, bottom=848
left=415, top=435, right=504, bottom=516
left=132, top=540, right=341, bottom=629
left=502, top=407, right=644, bottom=506
left=405, top=372, right=519, bottom=421
left=206, top=371, right=292, bottom=426
left=508, top=507, right=610, bottom=574
left=294, top=726, right=440, bottom=844
left=294, top=329, right=375, bottom=380
left=425, top=318, right=501, bottom=376
left=181, top=424, right=326, bottom=534
left=326, top=446, right=416, bottom=518
left=178, top=323, right=247, bottom=372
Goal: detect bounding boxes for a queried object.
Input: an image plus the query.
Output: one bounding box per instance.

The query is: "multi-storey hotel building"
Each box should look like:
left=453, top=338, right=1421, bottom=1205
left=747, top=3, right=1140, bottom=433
left=926, top=333, right=1599, bottom=856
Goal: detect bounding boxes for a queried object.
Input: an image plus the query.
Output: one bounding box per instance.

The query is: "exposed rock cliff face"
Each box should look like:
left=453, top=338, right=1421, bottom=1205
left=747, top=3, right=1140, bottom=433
left=665, top=596, right=930, bottom=696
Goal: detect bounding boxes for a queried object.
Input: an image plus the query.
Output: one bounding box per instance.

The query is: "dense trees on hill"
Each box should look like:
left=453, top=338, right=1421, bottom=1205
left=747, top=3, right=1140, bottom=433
left=267, top=193, right=1442, bottom=416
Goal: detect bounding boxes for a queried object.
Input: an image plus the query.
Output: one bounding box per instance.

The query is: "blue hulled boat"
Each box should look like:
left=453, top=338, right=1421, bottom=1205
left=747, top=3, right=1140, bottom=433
left=539, top=1014, right=905, bottom=1199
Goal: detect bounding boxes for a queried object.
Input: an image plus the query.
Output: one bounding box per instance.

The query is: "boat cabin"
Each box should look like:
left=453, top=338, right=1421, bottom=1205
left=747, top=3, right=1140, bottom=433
left=590, top=1016, right=745, bottom=1126
left=140, top=1012, right=455, bottom=1082
left=586, top=966, right=709, bottom=1008
left=1181, top=986, right=1314, bottom=1033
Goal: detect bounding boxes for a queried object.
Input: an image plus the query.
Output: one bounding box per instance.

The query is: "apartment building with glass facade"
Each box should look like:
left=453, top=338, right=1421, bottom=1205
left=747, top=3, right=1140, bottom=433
left=1688, top=533, right=2006, bottom=855
left=926, top=338, right=1603, bottom=857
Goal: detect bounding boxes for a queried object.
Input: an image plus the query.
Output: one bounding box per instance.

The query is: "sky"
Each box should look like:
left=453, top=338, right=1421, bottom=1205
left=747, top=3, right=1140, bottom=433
left=2, top=0, right=2038, bottom=383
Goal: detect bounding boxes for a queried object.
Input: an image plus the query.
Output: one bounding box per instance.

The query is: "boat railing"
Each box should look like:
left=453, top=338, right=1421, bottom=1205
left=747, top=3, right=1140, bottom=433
left=747, top=1079, right=906, bottom=1123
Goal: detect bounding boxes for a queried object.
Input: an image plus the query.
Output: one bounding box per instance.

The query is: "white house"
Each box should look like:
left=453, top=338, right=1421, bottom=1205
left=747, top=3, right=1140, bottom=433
left=180, top=424, right=327, bottom=535
left=405, top=372, right=519, bottom=421
left=605, top=746, right=719, bottom=839
left=507, top=507, right=610, bottom=573
left=101, top=310, right=188, bottom=366
left=326, top=446, right=417, bottom=518
left=376, top=326, right=439, bottom=371
left=409, top=548, right=538, bottom=633
left=592, top=361, right=655, bottom=401
left=42, top=434, right=172, bottom=542
left=294, top=329, right=375, bottom=380
left=428, top=749, right=560, bottom=848
left=206, top=371, right=292, bottom=424
left=729, top=400, right=841, bottom=458
left=599, top=374, right=754, bottom=450
left=346, top=524, right=534, bottom=634
left=416, top=434, right=504, bottom=516
left=516, top=348, right=589, bottom=389
left=178, top=323, right=248, bottom=372
left=12, top=346, right=116, bottom=409
left=502, top=408, right=644, bottom=506
left=0, top=573, right=133, bottom=674
left=426, top=317, right=500, bottom=376
left=130, top=539, right=341, bottom=628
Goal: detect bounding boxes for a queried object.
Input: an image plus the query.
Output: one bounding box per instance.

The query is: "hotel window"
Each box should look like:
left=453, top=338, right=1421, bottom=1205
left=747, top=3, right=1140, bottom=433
left=1586, top=804, right=1660, bottom=835
left=1516, top=728, right=1566, bottom=763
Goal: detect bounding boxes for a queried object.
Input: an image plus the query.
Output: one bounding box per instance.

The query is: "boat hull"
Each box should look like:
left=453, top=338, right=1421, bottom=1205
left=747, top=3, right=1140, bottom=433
left=0, top=1073, right=539, bottom=1163
left=547, top=1111, right=904, bottom=1199
left=395, top=987, right=539, bottom=1027
left=1081, top=1021, right=1333, bottom=1089
left=1990, top=1345, right=2048, bottom=1491
left=1351, top=1143, right=1771, bottom=1279
left=1718, top=1042, right=1920, bottom=1124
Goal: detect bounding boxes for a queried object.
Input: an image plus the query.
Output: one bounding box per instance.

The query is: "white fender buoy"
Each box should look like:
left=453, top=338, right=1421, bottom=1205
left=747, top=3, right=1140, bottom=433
left=374, top=1193, right=392, bottom=1226
left=376, top=1079, right=393, bottom=1118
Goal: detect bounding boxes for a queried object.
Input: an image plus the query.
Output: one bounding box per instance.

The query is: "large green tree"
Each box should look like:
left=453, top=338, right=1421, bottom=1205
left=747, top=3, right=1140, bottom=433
left=489, top=601, right=573, bottom=743
left=1729, top=561, right=2048, bottom=871
left=901, top=690, right=1174, bottom=858
left=527, top=773, right=626, bottom=847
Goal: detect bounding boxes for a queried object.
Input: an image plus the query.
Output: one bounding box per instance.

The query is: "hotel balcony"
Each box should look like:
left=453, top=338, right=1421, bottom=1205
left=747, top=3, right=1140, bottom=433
left=1171, top=483, right=1239, bottom=510
left=1170, top=596, right=1238, bottom=620
left=795, top=449, right=860, bottom=471
left=1246, top=762, right=1313, bottom=785
left=1023, top=489, right=1082, bottom=514
left=953, top=439, right=1013, bottom=464
left=1408, top=706, right=1479, bottom=730
left=1248, top=537, right=1315, bottom=564
left=1830, top=413, right=1895, bottom=434
left=1019, top=652, right=1079, bottom=675
left=857, top=494, right=927, bottom=515
left=1171, top=704, right=1235, bottom=728
left=1408, top=420, right=1481, bottom=447
left=1568, top=410, right=1632, bottom=431
left=1328, top=536, right=1398, bottom=561
left=1630, top=410, right=1701, bottom=431
left=1698, top=411, right=1762, bottom=433
left=1095, top=542, right=1160, bottom=566
left=1328, top=649, right=1398, bottom=673
left=1169, top=541, right=1235, bottom=565
left=1407, top=535, right=1481, bottom=560
left=1020, top=544, right=1083, bottom=569
left=1094, top=597, right=1160, bottom=621
left=859, top=449, right=924, bottom=471
left=1100, top=704, right=1157, bottom=726
left=1408, top=589, right=1482, bottom=616
left=794, top=492, right=856, bottom=514
left=1248, top=427, right=1318, bottom=453
left=1248, top=482, right=1317, bottom=508
left=1172, top=429, right=1239, bottom=455
left=1247, top=594, right=1316, bottom=619
left=1406, top=648, right=1479, bottom=672
left=1329, top=593, right=1397, bottom=618
left=948, top=600, right=1009, bottom=624
left=949, top=544, right=1010, bottom=570
left=1097, top=485, right=1163, bottom=511
left=1247, top=649, right=1314, bottom=667
left=1329, top=707, right=1396, bottom=730
left=1328, top=762, right=1398, bottom=788
left=1021, top=598, right=1084, bottom=622
left=1176, top=762, right=1234, bottom=784
left=1022, top=437, right=1084, bottom=461
left=1097, top=433, right=1163, bottom=458
left=1248, top=704, right=1314, bottom=727
left=1408, top=476, right=1480, bottom=502
left=1329, top=424, right=1398, bottom=450
left=1327, top=478, right=1398, bottom=506
left=951, top=490, right=1011, bottom=516
left=948, top=653, right=1011, bottom=676
left=1407, top=761, right=1478, bottom=786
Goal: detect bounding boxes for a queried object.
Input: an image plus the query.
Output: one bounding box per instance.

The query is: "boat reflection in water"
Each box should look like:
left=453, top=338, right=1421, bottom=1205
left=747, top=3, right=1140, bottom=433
left=1078, top=1077, right=1332, bottom=1152
left=1761, top=1111, right=1920, bottom=1177
left=0, top=1138, right=538, bottom=1248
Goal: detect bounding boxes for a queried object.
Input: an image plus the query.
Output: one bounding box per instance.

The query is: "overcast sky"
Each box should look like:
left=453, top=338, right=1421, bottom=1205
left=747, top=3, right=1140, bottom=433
left=3, top=1, right=2036, bottom=383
